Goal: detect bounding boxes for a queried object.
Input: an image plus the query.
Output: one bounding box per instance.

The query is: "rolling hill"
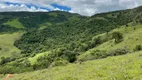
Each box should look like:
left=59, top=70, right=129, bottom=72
left=0, top=6, right=142, bottom=80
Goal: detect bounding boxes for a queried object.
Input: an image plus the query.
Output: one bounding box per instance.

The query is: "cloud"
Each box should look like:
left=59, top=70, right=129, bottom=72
left=0, top=0, right=142, bottom=16
left=0, top=3, right=49, bottom=12
left=119, top=0, right=142, bottom=8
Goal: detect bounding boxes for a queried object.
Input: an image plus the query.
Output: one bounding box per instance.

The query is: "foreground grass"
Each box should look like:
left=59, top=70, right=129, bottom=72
left=0, top=51, right=141, bottom=80
left=0, top=32, right=23, bottom=57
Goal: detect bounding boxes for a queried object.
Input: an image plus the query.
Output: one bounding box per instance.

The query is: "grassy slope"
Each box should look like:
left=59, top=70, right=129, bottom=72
left=0, top=32, right=23, bottom=57
left=0, top=24, right=142, bottom=80
left=78, top=24, right=142, bottom=60
left=0, top=51, right=141, bottom=80
left=38, top=22, right=52, bottom=30
left=3, top=19, right=24, bottom=29
left=103, top=24, right=142, bottom=51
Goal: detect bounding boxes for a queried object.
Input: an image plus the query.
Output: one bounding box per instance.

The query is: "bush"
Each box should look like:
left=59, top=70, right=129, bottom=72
left=32, top=50, right=78, bottom=70
left=112, top=32, right=123, bottom=43
left=49, top=58, right=69, bottom=67
left=60, top=50, right=78, bottom=63
left=90, top=50, right=107, bottom=59
left=107, top=47, right=130, bottom=56
left=78, top=47, right=130, bottom=62
left=0, top=65, right=32, bottom=74
left=35, top=55, right=53, bottom=69
left=134, top=45, right=142, bottom=51
left=0, top=57, right=16, bottom=65
left=77, top=50, right=107, bottom=62
left=89, top=36, right=103, bottom=49
left=0, top=58, right=32, bottom=74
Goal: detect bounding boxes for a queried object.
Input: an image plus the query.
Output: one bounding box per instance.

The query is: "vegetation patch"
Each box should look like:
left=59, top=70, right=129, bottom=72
left=2, top=51, right=142, bottom=80
left=3, top=19, right=24, bottom=29
left=0, top=32, right=23, bottom=58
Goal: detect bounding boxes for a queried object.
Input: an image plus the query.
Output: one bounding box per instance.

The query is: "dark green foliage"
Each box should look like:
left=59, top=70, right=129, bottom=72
left=112, top=32, right=123, bottom=43
left=78, top=50, right=107, bottom=62
left=87, top=37, right=104, bottom=49
left=32, top=52, right=58, bottom=70
left=107, top=47, right=130, bottom=56
left=0, top=25, right=19, bottom=33
left=134, top=45, right=142, bottom=51
left=31, top=49, right=78, bottom=70
left=0, top=65, right=32, bottom=74
left=0, top=11, right=84, bottom=29
left=90, top=50, right=107, bottom=59
left=59, top=50, right=78, bottom=63
left=0, top=58, right=32, bottom=74
left=78, top=47, right=130, bottom=62
left=0, top=57, right=16, bottom=65
left=50, top=58, right=69, bottom=67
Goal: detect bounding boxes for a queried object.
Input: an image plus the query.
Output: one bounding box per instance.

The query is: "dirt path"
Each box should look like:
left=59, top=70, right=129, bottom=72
left=5, top=74, right=13, bottom=80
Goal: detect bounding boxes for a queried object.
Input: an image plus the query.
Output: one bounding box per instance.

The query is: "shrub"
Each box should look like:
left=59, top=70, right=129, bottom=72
left=60, top=50, right=78, bottom=63
left=90, top=50, right=107, bottom=59
left=107, top=47, right=130, bottom=56
left=35, top=55, right=53, bottom=69
left=49, top=58, right=69, bottom=67
left=90, top=36, right=103, bottom=48
left=0, top=58, right=32, bottom=74
left=77, top=50, right=107, bottom=62
left=134, top=45, right=142, bottom=51
left=0, top=57, right=16, bottom=65
left=112, top=32, right=123, bottom=43
left=0, top=65, right=32, bottom=74
left=78, top=47, right=130, bottom=62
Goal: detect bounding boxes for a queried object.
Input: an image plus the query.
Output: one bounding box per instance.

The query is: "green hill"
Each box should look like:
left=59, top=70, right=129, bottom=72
left=0, top=11, right=85, bottom=30
left=0, top=6, right=142, bottom=80
left=78, top=24, right=142, bottom=61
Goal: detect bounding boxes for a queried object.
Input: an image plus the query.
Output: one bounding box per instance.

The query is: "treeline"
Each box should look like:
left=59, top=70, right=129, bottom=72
left=0, top=11, right=85, bottom=29
left=0, top=25, right=19, bottom=33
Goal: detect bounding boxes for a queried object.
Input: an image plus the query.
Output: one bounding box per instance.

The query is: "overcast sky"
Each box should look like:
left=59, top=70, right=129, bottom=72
left=0, top=0, right=142, bottom=16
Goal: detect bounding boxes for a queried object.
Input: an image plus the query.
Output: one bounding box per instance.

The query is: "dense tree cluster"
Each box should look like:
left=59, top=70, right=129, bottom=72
left=0, top=25, right=19, bottom=33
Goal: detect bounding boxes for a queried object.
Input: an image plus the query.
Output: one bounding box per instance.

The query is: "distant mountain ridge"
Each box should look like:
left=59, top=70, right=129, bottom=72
left=0, top=11, right=86, bottom=33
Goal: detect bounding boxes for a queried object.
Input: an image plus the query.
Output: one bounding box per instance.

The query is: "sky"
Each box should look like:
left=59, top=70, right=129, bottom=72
left=0, top=0, right=142, bottom=16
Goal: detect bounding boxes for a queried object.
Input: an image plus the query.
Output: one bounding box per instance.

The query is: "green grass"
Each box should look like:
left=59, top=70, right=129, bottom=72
left=78, top=24, right=142, bottom=60
left=3, top=19, right=24, bottom=29
left=1, top=51, right=141, bottom=80
left=38, top=22, right=52, bottom=30
left=0, top=32, right=24, bottom=57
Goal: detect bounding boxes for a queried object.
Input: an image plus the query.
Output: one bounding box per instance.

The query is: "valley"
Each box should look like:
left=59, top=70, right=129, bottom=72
left=0, top=6, right=142, bottom=80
